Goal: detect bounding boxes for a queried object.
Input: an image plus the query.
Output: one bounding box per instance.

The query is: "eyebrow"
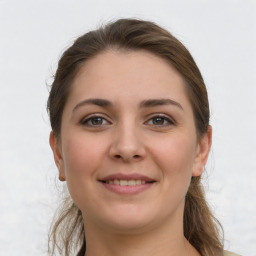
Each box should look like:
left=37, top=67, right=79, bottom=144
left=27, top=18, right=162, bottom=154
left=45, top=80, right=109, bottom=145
left=73, top=98, right=183, bottom=112
left=73, top=98, right=113, bottom=112
left=139, top=99, right=184, bottom=110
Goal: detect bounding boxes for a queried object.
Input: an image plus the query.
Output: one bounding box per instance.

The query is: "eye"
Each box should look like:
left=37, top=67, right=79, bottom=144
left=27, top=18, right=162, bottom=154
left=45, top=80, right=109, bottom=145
left=145, top=115, right=174, bottom=126
left=81, top=115, right=111, bottom=127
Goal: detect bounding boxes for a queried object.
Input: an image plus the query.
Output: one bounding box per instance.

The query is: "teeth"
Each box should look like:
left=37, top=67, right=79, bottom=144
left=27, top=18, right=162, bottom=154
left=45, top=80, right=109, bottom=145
left=128, top=180, right=135, bottom=186
left=105, top=179, right=148, bottom=186
left=120, top=180, right=128, bottom=186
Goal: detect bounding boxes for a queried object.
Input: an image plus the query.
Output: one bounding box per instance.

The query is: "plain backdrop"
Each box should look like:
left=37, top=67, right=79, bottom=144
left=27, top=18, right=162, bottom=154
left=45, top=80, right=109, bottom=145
left=0, top=0, right=255, bottom=255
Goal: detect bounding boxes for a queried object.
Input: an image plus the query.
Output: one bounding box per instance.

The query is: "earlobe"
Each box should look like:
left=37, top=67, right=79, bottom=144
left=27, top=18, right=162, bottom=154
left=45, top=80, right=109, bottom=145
left=49, top=131, right=66, bottom=181
left=192, top=126, right=212, bottom=177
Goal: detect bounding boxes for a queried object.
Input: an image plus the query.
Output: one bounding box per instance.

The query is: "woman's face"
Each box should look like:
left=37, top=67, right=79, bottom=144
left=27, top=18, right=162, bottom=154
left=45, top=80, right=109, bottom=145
left=50, top=50, right=211, bottom=233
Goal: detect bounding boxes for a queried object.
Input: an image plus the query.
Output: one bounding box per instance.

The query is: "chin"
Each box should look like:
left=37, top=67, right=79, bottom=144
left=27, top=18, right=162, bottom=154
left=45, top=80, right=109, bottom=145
left=97, top=204, right=158, bottom=233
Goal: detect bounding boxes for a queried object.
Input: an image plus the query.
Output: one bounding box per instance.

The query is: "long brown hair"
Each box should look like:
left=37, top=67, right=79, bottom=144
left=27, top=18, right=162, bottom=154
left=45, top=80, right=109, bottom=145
left=47, top=18, right=224, bottom=256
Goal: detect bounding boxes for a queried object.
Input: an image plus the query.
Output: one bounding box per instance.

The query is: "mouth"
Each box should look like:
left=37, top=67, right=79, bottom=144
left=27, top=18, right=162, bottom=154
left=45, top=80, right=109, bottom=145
left=100, top=179, right=155, bottom=186
left=98, top=173, right=156, bottom=194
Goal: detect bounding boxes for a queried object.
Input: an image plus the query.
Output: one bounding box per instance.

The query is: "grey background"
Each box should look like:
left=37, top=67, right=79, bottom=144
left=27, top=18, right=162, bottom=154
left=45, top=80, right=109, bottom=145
left=0, top=0, right=255, bottom=255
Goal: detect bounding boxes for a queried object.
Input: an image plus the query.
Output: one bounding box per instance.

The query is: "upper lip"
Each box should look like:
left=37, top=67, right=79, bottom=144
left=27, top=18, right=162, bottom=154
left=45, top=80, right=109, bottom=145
left=99, top=173, right=156, bottom=182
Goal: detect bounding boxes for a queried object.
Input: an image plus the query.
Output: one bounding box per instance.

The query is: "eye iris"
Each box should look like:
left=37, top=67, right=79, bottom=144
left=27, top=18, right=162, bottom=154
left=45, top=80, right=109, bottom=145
left=91, top=117, right=103, bottom=125
left=153, top=117, right=165, bottom=125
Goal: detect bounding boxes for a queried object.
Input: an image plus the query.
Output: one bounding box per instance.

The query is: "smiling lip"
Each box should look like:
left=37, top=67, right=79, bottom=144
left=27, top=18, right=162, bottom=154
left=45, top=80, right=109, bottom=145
left=98, top=173, right=156, bottom=195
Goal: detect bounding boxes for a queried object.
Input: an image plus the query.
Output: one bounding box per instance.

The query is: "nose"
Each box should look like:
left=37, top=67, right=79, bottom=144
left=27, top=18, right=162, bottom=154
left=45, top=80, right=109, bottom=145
left=109, top=123, right=146, bottom=162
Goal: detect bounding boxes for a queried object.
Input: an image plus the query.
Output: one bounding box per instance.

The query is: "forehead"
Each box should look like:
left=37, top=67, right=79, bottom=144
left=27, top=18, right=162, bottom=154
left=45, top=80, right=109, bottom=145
left=69, top=49, right=189, bottom=102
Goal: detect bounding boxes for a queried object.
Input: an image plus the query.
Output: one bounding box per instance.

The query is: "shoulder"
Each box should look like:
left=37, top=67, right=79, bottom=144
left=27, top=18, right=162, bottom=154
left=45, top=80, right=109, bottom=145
left=224, top=250, right=242, bottom=256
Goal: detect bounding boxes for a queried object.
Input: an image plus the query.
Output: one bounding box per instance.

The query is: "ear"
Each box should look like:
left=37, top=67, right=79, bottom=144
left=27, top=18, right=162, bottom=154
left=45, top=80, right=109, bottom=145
left=49, top=131, right=66, bottom=181
left=192, top=126, right=212, bottom=177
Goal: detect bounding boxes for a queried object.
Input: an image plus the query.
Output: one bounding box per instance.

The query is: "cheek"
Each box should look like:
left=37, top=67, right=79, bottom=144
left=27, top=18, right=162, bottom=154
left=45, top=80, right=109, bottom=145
left=62, top=133, right=105, bottom=175
left=150, top=132, right=196, bottom=185
left=61, top=133, right=107, bottom=203
left=144, top=133, right=197, bottom=219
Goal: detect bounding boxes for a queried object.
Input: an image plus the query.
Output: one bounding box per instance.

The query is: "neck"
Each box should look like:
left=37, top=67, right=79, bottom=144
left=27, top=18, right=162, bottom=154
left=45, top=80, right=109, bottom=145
left=82, top=211, right=200, bottom=256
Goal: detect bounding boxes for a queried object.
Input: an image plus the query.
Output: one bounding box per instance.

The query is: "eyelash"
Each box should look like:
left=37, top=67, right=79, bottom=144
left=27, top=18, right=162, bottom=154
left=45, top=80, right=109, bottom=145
left=80, top=115, right=111, bottom=127
left=80, top=113, right=175, bottom=128
left=145, top=115, right=175, bottom=127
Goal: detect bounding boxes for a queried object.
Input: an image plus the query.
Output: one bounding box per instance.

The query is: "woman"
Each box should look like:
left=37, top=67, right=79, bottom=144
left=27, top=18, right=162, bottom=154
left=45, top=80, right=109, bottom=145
left=47, top=19, right=240, bottom=256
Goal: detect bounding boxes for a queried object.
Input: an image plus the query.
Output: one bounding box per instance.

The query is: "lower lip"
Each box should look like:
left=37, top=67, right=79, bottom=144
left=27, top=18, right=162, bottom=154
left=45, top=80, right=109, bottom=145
left=100, top=182, right=155, bottom=195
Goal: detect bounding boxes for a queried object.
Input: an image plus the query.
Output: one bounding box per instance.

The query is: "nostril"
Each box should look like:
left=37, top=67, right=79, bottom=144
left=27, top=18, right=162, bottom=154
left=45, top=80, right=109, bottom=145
left=134, top=155, right=140, bottom=158
left=115, top=155, right=121, bottom=158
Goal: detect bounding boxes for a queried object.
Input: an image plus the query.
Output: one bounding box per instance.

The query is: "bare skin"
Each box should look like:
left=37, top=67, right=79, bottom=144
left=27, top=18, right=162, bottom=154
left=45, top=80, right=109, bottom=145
left=50, top=49, right=211, bottom=256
